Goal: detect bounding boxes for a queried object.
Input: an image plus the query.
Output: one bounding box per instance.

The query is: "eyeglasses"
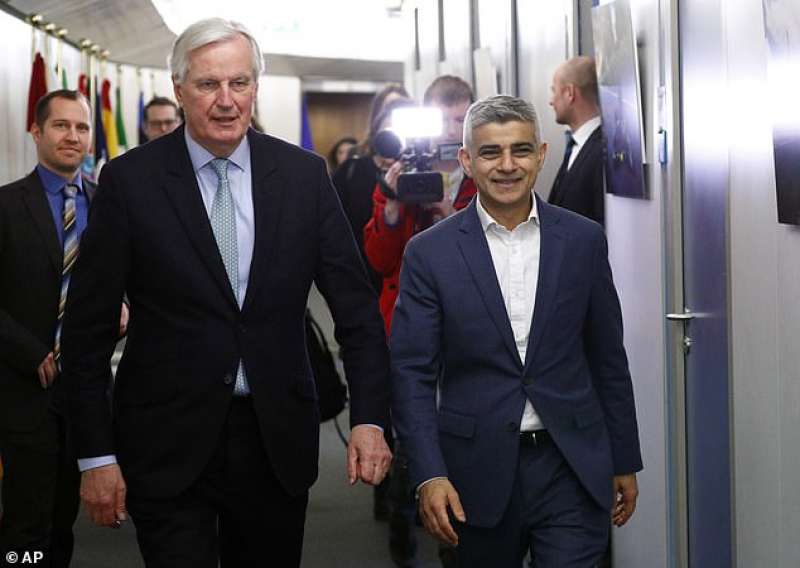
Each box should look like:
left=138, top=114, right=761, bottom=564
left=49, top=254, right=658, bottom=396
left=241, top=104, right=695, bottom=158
left=146, top=119, right=179, bottom=129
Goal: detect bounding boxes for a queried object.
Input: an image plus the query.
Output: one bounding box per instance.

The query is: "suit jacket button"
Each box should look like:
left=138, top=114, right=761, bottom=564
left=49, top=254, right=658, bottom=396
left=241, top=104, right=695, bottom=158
left=239, top=324, right=247, bottom=334
left=507, top=422, right=517, bottom=432
left=223, top=373, right=234, bottom=385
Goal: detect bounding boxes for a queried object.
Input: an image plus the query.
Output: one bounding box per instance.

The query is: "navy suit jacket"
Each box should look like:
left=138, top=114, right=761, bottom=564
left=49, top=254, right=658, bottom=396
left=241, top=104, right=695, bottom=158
left=61, top=127, right=389, bottom=500
left=390, top=195, right=642, bottom=528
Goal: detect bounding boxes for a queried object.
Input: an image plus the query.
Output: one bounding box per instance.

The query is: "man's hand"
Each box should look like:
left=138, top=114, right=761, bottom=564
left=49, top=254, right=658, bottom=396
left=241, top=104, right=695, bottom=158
left=346, top=425, right=392, bottom=486
left=382, top=161, right=404, bottom=225
left=37, top=352, right=58, bottom=389
left=612, top=473, right=639, bottom=527
left=119, top=303, right=129, bottom=338
left=80, top=464, right=128, bottom=528
left=418, top=478, right=466, bottom=546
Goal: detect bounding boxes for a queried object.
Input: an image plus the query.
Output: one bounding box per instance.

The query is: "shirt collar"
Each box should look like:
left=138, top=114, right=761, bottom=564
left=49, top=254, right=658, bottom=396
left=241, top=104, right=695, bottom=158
left=184, top=128, right=250, bottom=174
left=568, top=115, right=602, bottom=148
left=476, top=190, right=539, bottom=233
left=36, top=164, right=83, bottom=195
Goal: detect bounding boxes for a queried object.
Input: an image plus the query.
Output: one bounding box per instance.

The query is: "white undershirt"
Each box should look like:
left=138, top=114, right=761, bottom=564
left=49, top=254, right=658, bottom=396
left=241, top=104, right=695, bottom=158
left=475, top=192, right=543, bottom=431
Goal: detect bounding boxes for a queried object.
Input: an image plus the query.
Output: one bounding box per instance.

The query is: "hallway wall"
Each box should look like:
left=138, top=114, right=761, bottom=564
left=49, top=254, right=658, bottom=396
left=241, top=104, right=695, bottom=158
left=723, top=1, right=800, bottom=566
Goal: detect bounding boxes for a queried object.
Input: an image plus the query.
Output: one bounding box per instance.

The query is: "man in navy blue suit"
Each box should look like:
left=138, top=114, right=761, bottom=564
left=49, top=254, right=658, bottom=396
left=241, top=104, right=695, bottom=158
left=391, top=95, right=642, bottom=567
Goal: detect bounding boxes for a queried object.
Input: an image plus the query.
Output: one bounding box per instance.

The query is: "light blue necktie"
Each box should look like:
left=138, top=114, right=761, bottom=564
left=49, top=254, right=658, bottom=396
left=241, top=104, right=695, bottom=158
left=209, top=158, right=249, bottom=396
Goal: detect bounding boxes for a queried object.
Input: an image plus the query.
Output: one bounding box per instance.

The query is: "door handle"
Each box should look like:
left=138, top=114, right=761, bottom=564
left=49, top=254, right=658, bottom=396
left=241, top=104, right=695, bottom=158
left=666, top=310, right=695, bottom=321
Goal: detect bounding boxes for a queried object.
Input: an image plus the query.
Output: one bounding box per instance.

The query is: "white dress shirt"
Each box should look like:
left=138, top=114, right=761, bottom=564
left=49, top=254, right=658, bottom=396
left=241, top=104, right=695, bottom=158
left=475, top=192, right=544, bottom=432
left=567, top=115, right=602, bottom=170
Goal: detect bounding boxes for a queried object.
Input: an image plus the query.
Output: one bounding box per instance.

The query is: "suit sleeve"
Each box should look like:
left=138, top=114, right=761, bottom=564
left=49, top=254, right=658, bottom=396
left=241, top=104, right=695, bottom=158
left=0, top=203, right=50, bottom=373
left=0, top=310, right=49, bottom=374
left=60, top=161, right=130, bottom=459
left=312, top=160, right=391, bottom=429
left=390, top=238, right=448, bottom=487
left=583, top=231, right=642, bottom=475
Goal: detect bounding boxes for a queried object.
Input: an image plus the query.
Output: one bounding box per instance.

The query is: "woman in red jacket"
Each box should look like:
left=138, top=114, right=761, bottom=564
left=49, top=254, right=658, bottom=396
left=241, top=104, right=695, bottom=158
left=364, top=162, right=476, bottom=335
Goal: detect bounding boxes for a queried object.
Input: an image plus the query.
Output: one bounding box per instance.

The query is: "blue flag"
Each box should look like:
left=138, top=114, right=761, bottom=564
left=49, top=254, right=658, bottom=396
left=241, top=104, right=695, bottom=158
left=300, top=94, right=314, bottom=151
left=138, top=91, right=147, bottom=145
left=94, top=86, right=108, bottom=171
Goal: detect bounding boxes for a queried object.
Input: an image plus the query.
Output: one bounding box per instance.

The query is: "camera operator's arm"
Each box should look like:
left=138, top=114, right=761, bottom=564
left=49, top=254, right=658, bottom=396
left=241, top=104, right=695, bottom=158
left=364, top=179, right=415, bottom=277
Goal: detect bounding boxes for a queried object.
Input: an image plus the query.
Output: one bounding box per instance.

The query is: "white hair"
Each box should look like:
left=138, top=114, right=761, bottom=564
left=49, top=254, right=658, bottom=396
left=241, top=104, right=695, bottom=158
left=463, top=95, right=542, bottom=149
left=169, top=18, right=264, bottom=84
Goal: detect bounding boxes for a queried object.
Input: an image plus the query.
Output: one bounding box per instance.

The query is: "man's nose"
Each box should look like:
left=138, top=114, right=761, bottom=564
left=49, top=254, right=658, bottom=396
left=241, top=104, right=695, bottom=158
left=215, top=84, right=234, bottom=107
left=499, top=151, right=515, bottom=171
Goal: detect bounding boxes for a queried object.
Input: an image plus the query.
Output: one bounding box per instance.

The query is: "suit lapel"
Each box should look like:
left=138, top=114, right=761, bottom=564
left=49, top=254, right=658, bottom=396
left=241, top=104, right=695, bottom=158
left=523, top=197, right=566, bottom=371
left=567, top=127, right=602, bottom=176
left=21, top=171, right=62, bottom=275
left=457, top=201, right=522, bottom=368
left=161, top=129, right=239, bottom=310
left=241, top=130, right=281, bottom=313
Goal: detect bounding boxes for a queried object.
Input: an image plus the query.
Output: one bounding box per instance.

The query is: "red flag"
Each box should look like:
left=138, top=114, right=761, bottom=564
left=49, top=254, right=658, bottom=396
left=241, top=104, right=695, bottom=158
left=26, top=53, right=47, bottom=131
left=78, top=74, right=89, bottom=98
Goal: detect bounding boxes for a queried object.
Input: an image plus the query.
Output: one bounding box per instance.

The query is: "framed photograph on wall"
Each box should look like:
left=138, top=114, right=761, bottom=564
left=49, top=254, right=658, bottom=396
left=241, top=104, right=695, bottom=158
left=591, top=0, right=647, bottom=198
left=763, top=0, right=800, bottom=225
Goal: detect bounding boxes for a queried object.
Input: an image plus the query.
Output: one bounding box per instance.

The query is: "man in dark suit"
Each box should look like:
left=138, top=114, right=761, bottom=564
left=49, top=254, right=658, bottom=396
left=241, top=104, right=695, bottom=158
left=391, top=95, right=642, bottom=567
left=0, top=90, right=125, bottom=567
left=60, top=18, right=391, bottom=567
left=548, top=56, right=606, bottom=226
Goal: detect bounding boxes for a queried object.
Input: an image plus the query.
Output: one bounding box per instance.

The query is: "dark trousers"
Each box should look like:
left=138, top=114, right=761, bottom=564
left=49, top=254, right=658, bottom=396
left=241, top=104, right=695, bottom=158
left=455, top=437, right=609, bottom=568
left=126, top=398, right=309, bottom=568
left=0, top=411, right=81, bottom=568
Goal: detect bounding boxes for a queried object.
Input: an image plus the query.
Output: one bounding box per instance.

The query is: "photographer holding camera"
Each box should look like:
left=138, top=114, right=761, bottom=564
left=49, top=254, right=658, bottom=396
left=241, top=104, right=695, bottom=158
left=364, top=76, right=475, bottom=337
left=363, top=75, right=474, bottom=568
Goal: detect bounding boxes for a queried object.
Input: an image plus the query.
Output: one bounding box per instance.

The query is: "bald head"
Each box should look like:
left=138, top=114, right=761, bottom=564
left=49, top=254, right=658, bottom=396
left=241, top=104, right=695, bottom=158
left=556, top=56, right=599, bottom=104
left=549, top=56, right=600, bottom=130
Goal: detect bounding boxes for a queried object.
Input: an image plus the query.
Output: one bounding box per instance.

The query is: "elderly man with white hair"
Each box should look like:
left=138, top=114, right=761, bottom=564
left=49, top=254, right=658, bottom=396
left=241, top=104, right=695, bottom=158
left=61, top=17, right=391, bottom=567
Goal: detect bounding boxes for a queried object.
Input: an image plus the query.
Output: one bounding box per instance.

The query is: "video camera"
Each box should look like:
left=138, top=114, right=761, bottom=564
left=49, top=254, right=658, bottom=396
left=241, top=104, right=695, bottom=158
left=373, top=107, right=462, bottom=204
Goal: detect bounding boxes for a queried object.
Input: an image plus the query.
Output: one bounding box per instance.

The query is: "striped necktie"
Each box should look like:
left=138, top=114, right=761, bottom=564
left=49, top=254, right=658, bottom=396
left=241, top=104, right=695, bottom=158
left=209, top=158, right=250, bottom=396
left=54, top=183, right=79, bottom=362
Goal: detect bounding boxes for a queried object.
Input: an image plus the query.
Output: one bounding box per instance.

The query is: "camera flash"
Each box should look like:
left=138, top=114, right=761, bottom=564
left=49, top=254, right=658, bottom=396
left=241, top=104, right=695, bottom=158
left=391, top=107, right=443, bottom=140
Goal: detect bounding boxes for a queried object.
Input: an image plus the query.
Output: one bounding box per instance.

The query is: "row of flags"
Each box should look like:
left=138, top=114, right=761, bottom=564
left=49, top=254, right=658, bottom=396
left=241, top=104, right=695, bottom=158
left=26, top=49, right=151, bottom=178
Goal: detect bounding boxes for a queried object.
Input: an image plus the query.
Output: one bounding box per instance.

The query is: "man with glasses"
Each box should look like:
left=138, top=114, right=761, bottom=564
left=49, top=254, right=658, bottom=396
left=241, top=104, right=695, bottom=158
left=142, top=96, right=181, bottom=141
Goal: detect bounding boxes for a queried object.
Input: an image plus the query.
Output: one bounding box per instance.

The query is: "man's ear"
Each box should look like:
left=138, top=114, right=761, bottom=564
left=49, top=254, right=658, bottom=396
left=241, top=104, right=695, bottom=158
left=458, top=146, right=473, bottom=177
left=173, top=81, right=183, bottom=107
left=30, top=123, right=41, bottom=145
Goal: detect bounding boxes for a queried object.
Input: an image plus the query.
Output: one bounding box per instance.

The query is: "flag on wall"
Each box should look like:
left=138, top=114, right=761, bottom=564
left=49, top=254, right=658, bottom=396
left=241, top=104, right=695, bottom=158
left=45, top=55, right=59, bottom=94
left=101, top=79, right=120, bottom=158
left=300, top=94, right=314, bottom=151
left=94, top=85, right=108, bottom=171
left=78, top=74, right=89, bottom=98
left=26, top=53, right=47, bottom=131
left=137, top=90, right=147, bottom=145
left=116, top=85, right=128, bottom=151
